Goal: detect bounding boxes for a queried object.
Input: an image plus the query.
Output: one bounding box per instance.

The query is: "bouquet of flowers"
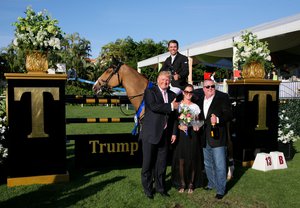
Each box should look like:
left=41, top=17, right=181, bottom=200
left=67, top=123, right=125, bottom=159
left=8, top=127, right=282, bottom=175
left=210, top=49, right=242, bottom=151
left=13, top=6, right=63, bottom=52
left=233, top=30, right=273, bottom=73
left=178, top=104, right=194, bottom=135
left=178, top=105, right=193, bottom=126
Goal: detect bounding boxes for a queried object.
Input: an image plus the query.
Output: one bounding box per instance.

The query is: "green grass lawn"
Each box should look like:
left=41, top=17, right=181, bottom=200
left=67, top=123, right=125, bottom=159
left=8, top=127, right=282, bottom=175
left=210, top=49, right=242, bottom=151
left=0, top=105, right=300, bottom=208
left=66, top=104, right=135, bottom=134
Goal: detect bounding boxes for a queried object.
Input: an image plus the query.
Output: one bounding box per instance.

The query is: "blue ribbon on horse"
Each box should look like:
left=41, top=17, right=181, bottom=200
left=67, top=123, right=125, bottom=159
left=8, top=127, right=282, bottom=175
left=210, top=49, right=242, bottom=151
left=131, top=81, right=154, bottom=135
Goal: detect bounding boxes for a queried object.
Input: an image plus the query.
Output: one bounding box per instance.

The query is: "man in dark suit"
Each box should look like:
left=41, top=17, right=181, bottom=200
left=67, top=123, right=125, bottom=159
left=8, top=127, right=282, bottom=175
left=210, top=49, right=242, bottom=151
left=139, top=71, right=179, bottom=199
left=160, top=40, right=189, bottom=95
left=195, top=79, right=232, bottom=200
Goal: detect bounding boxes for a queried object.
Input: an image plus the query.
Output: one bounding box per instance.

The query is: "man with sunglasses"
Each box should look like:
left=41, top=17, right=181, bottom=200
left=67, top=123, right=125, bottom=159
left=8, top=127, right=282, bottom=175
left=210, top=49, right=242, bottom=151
left=196, top=79, right=233, bottom=199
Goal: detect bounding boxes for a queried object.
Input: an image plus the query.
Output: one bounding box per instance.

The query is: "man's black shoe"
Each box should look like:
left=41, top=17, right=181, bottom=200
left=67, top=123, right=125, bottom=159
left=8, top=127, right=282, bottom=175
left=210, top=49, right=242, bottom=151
left=215, top=194, right=224, bottom=199
left=158, top=192, right=170, bottom=197
left=146, top=194, right=154, bottom=199
left=203, top=186, right=212, bottom=191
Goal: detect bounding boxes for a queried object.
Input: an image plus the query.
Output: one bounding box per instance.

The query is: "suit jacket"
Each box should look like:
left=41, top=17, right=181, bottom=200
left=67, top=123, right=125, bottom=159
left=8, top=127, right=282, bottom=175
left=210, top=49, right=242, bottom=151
left=196, top=90, right=233, bottom=148
left=160, top=52, right=189, bottom=89
left=139, top=85, right=177, bottom=145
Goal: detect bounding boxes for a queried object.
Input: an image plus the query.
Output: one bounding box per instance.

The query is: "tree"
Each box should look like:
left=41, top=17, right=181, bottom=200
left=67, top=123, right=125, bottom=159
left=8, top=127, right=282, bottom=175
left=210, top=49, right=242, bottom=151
left=0, top=45, right=26, bottom=78
left=98, top=36, right=167, bottom=71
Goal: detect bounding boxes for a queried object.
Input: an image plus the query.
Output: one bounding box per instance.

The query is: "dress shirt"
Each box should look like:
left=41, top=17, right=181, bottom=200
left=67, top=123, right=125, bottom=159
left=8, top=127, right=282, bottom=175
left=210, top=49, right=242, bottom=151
left=203, top=95, right=214, bottom=119
left=203, top=95, right=219, bottom=123
left=159, top=87, right=173, bottom=111
left=171, top=54, right=176, bottom=64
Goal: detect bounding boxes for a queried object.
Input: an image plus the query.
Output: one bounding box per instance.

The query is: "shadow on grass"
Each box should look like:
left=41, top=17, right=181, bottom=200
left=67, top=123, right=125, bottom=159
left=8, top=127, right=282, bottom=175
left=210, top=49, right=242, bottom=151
left=226, top=165, right=249, bottom=192
left=0, top=168, right=126, bottom=208
left=164, top=164, right=250, bottom=195
left=0, top=145, right=127, bottom=208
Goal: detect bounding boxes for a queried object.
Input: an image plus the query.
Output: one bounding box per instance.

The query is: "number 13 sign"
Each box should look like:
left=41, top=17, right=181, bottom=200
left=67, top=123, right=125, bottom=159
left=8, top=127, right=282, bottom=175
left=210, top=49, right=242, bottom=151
left=252, top=151, right=287, bottom=171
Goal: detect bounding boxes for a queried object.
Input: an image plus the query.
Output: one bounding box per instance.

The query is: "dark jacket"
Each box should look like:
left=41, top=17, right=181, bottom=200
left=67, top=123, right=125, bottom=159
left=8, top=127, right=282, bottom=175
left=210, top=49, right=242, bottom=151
left=139, top=85, right=177, bottom=144
left=160, top=52, right=189, bottom=90
left=195, top=90, right=233, bottom=148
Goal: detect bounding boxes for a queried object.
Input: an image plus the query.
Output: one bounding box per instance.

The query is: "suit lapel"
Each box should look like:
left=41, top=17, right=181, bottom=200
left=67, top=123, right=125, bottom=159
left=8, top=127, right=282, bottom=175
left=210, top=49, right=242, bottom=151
left=207, top=94, right=217, bottom=119
left=166, top=89, right=172, bottom=103
left=167, top=56, right=172, bottom=65
left=154, top=86, right=165, bottom=103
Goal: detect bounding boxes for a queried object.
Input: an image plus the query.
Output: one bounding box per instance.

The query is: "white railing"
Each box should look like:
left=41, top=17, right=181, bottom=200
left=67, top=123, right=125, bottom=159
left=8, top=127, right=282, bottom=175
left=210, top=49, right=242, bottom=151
left=195, top=81, right=300, bottom=99
left=279, top=81, right=300, bottom=98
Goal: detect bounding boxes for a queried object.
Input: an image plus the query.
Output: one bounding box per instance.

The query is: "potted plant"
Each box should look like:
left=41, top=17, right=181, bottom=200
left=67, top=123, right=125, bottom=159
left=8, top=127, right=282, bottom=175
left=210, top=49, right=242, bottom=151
left=13, top=6, right=63, bottom=73
left=233, top=31, right=274, bottom=79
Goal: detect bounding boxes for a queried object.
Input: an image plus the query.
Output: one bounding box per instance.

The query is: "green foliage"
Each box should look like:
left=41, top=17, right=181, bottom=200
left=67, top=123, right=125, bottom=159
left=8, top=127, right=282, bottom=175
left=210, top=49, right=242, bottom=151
left=279, top=99, right=300, bottom=137
left=0, top=46, right=26, bottom=78
left=192, top=64, right=205, bottom=82
left=0, top=97, right=8, bottom=164
left=191, top=64, right=230, bottom=83
left=214, top=68, right=230, bottom=80
left=233, top=31, right=274, bottom=73
left=13, top=6, right=64, bottom=52
left=140, top=67, right=159, bottom=82
left=65, top=83, right=94, bottom=96
left=99, top=36, right=167, bottom=70
left=0, top=99, right=6, bottom=118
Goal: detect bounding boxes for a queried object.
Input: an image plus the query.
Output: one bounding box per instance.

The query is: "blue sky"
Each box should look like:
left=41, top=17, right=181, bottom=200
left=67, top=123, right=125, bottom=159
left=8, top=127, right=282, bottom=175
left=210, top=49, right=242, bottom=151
left=1, top=0, right=300, bottom=58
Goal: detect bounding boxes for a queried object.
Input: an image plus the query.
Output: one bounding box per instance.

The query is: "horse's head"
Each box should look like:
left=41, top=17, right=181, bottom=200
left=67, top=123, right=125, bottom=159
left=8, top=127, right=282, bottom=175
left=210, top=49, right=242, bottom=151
left=93, top=62, right=123, bottom=94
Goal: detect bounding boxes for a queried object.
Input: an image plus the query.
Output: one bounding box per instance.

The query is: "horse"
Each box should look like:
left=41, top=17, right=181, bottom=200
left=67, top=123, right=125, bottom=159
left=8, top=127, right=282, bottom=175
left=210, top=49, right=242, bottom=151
left=93, top=63, right=149, bottom=120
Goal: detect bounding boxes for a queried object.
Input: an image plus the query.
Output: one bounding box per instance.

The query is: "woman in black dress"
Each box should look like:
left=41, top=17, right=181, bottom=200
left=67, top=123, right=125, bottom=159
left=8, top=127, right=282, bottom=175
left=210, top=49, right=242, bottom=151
left=171, top=84, right=204, bottom=193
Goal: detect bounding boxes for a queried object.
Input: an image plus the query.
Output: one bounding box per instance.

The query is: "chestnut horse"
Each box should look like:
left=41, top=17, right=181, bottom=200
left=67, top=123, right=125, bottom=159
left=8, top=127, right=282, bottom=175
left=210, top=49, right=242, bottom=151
left=93, top=63, right=149, bottom=118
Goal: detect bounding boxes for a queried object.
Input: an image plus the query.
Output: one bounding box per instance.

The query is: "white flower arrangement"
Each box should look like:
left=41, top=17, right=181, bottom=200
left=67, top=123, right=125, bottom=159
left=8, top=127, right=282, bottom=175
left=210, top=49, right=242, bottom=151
left=13, top=6, right=63, bottom=52
left=278, top=110, right=299, bottom=144
left=0, top=99, right=8, bottom=164
left=233, top=31, right=273, bottom=72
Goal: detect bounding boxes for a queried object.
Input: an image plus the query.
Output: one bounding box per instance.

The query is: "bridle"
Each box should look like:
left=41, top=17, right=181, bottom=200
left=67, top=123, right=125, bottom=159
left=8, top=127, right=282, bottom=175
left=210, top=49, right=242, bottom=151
left=97, top=62, right=144, bottom=100
left=98, top=62, right=123, bottom=93
left=96, top=62, right=150, bottom=122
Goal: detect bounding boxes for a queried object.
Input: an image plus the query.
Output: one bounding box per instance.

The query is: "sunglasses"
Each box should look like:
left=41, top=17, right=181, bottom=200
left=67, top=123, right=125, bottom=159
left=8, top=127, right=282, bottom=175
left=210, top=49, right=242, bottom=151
left=183, top=90, right=193, bottom=94
left=204, top=85, right=216, bottom=89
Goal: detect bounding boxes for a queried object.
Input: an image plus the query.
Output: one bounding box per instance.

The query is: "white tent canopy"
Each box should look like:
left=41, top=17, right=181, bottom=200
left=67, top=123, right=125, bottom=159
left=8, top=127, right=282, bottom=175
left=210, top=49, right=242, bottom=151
left=137, top=13, right=300, bottom=71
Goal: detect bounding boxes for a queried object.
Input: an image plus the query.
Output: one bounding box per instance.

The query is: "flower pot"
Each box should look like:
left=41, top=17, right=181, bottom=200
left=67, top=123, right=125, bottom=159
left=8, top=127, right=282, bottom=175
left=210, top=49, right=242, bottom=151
left=278, top=142, right=293, bottom=160
left=242, top=61, right=265, bottom=79
left=0, top=162, right=7, bottom=184
left=26, top=51, right=48, bottom=73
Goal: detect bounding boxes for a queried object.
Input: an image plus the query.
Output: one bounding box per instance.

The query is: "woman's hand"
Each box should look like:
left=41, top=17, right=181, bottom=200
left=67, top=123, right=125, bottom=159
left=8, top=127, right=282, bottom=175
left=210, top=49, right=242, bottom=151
left=171, top=135, right=176, bottom=144
left=178, top=124, right=188, bottom=132
left=193, top=126, right=200, bottom=131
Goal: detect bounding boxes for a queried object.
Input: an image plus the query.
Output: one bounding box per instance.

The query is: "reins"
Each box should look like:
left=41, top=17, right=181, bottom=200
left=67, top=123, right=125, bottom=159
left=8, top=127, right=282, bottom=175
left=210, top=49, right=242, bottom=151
left=100, top=62, right=123, bottom=89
